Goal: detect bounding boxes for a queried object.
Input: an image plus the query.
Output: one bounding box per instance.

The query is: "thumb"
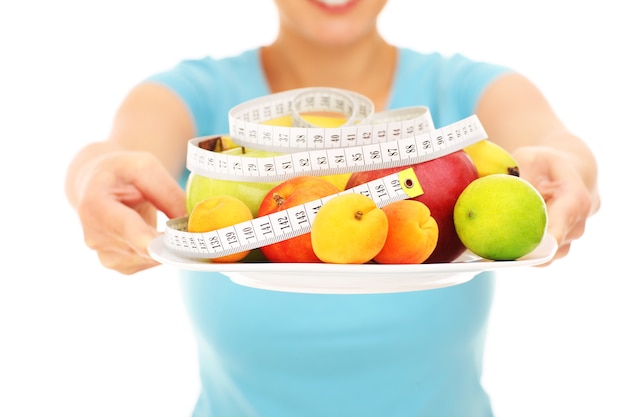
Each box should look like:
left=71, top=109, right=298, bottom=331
left=542, top=182, right=588, bottom=249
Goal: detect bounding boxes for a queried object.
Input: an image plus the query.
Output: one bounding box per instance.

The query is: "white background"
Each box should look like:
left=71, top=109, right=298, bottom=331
left=1, top=1, right=623, bottom=416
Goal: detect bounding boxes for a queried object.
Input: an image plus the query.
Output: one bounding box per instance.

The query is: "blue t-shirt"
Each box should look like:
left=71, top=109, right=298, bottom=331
left=147, top=47, right=512, bottom=417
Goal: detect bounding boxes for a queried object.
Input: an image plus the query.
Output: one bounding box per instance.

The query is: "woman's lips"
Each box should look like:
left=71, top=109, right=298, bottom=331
left=317, top=0, right=351, bottom=5
left=307, top=0, right=359, bottom=13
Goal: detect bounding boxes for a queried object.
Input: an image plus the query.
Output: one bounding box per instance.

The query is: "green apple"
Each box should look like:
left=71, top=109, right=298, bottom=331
left=185, top=147, right=281, bottom=217
left=453, top=174, right=547, bottom=260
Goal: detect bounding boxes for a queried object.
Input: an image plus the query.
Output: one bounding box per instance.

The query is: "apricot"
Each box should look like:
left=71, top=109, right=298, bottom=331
left=311, top=193, right=388, bottom=264
left=187, top=195, right=254, bottom=263
left=374, top=200, right=439, bottom=264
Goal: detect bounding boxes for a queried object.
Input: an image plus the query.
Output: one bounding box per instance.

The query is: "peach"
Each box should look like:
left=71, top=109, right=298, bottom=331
left=374, top=200, right=439, bottom=264
left=257, top=175, right=341, bottom=263
left=187, top=195, right=254, bottom=263
left=311, top=193, right=388, bottom=264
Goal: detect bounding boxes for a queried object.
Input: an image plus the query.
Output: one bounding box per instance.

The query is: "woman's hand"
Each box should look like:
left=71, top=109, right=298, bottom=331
left=513, top=146, right=600, bottom=263
left=72, top=150, right=187, bottom=274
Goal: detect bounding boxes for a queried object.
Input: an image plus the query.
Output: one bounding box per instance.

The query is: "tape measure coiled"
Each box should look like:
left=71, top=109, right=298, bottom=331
left=165, top=87, right=488, bottom=260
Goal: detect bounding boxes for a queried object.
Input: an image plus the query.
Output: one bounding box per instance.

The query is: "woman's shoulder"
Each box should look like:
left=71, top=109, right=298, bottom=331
left=144, top=47, right=268, bottom=135
left=397, top=47, right=504, bottom=72
left=155, top=48, right=262, bottom=81
left=396, top=47, right=512, bottom=92
left=392, top=47, right=512, bottom=123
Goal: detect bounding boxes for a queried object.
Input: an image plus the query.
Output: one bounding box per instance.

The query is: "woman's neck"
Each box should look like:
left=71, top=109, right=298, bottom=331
left=261, top=29, right=397, bottom=111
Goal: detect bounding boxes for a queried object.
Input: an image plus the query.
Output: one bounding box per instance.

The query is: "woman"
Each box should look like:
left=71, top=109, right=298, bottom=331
left=65, top=0, right=600, bottom=416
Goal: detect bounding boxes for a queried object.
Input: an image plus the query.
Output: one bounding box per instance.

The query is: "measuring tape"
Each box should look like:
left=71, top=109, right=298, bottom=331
left=165, top=168, right=422, bottom=259
left=163, top=87, right=488, bottom=259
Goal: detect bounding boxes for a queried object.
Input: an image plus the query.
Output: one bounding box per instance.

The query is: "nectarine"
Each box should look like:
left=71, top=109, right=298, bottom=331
left=374, top=200, right=439, bottom=264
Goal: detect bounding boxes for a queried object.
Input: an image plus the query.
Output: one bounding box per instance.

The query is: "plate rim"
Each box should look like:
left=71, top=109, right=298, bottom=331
left=148, top=233, right=557, bottom=275
left=148, top=234, right=557, bottom=293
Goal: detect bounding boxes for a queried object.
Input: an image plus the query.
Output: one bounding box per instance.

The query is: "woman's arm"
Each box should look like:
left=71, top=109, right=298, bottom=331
left=476, top=73, right=600, bottom=261
left=65, top=83, right=193, bottom=274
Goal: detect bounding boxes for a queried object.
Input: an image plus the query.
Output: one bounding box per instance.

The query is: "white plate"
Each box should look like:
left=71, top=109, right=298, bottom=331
left=148, top=234, right=557, bottom=294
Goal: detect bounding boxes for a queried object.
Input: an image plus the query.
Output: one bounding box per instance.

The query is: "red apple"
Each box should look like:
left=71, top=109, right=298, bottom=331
left=257, top=175, right=341, bottom=263
left=344, top=150, right=478, bottom=263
